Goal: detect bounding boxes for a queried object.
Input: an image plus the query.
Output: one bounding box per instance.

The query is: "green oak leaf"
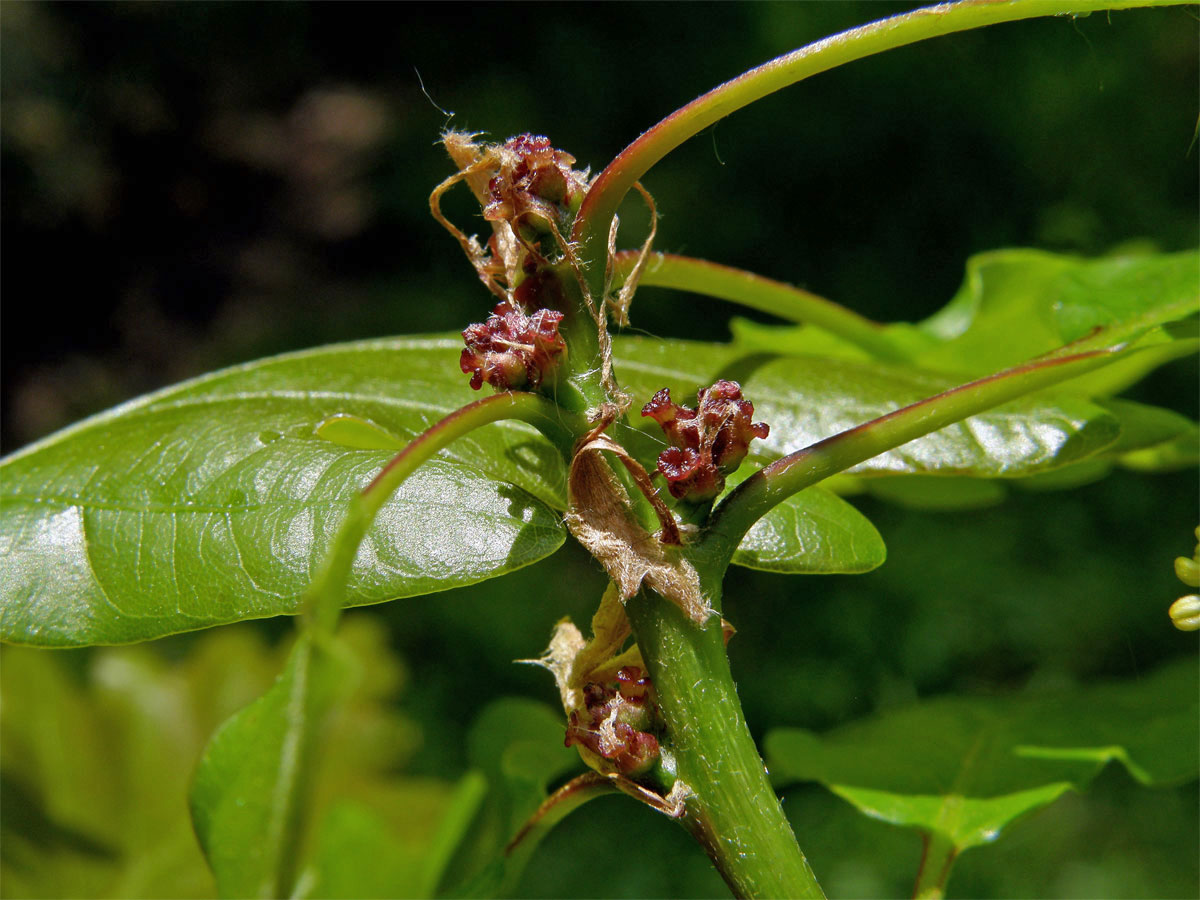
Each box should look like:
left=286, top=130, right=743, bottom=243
left=0, top=338, right=567, bottom=647
left=728, top=479, right=886, bottom=574
left=726, top=248, right=1198, bottom=398
left=765, top=658, right=1198, bottom=854
left=916, top=248, right=1199, bottom=396
left=1052, top=251, right=1200, bottom=343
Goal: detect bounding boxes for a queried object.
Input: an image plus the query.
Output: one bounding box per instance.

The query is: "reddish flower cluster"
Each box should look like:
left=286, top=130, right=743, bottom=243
left=483, top=134, right=589, bottom=231
left=564, top=666, right=662, bottom=778
left=642, top=380, right=770, bottom=500
left=460, top=302, right=567, bottom=391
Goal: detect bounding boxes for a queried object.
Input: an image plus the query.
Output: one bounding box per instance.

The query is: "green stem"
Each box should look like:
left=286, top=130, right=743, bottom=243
left=701, top=346, right=1126, bottom=575
left=912, top=832, right=958, bottom=899
left=625, top=589, right=824, bottom=899
left=615, top=251, right=907, bottom=362
left=303, top=392, right=582, bottom=636
left=549, top=261, right=614, bottom=414
left=572, top=0, right=1175, bottom=294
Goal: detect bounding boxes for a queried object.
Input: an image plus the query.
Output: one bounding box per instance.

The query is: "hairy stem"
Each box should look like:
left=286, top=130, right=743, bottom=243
left=303, top=392, right=581, bottom=636
left=573, top=0, right=1176, bottom=295
left=625, top=589, right=824, bottom=899
left=615, top=251, right=907, bottom=361
left=912, top=832, right=958, bottom=899
left=700, top=347, right=1125, bottom=575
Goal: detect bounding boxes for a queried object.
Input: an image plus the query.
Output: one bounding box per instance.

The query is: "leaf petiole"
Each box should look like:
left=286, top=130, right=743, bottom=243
left=303, top=391, right=583, bottom=636
left=572, top=0, right=1178, bottom=291
left=614, top=251, right=908, bottom=361
left=913, top=832, right=959, bottom=900
left=700, top=345, right=1131, bottom=577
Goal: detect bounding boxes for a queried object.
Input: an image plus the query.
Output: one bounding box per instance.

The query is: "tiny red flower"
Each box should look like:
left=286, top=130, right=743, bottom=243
left=564, top=666, right=662, bottom=778
left=483, top=134, right=589, bottom=232
left=642, top=380, right=769, bottom=500
left=460, top=303, right=567, bottom=391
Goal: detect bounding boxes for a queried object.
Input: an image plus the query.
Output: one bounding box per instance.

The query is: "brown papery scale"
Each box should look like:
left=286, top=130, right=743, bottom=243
left=460, top=303, right=567, bottom=391
left=642, top=380, right=770, bottom=500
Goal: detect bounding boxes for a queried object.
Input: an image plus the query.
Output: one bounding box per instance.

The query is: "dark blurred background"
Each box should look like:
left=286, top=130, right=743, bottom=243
left=2, top=3, right=1197, bottom=898
left=3, top=2, right=1197, bottom=451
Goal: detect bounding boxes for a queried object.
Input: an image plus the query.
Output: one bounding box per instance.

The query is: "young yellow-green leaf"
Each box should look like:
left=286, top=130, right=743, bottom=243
left=0, top=338, right=567, bottom=647
left=1, top=647, right=219, bottom=898
left=1052, top=251, right=1200, bottom=344
left=226, top=616, right=459, bottom=900
left=299, top=783, right=467, bottom=900
left=765, top=658, right=1198, bottom=857
left=436, top=697, right=583, bottom=899
left=916, top=248, right=1199, bottom=391
left=0, top=626, right=329, bottom=899
left=723, top=249, right=1198, bottom=399
left=190, top=633, right=353, bottom=899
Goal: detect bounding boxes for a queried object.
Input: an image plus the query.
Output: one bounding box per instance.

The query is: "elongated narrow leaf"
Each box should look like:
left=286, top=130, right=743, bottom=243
left=0, top=338, right=567, bottom=646
left=190, top=634, right=352, bottom=899
left=766, top=658, right=1198, bottom=854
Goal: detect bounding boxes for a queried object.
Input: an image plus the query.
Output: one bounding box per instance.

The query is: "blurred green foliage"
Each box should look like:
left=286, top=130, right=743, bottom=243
left=1, top=2, right=1196, bottom=898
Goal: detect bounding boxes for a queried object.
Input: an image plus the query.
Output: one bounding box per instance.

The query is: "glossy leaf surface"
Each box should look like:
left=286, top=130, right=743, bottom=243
left=0, top=339, right=567, bottom=646
left=729, top=481, right=886, bottom=574
left=613, top=336, right=1123, bottom=478
left=0, top=313, right=1177, bottom=646
left=765, top=658, right=1198, bottom=852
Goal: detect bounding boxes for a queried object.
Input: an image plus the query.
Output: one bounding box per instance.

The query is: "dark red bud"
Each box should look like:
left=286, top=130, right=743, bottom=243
left=642, top=380, right=769, bottom=501
left=563, top=670, right=663, bottom=778
left=482, top=133, right=589, bottom=230
left=460, top=303, right=567, bottom=392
